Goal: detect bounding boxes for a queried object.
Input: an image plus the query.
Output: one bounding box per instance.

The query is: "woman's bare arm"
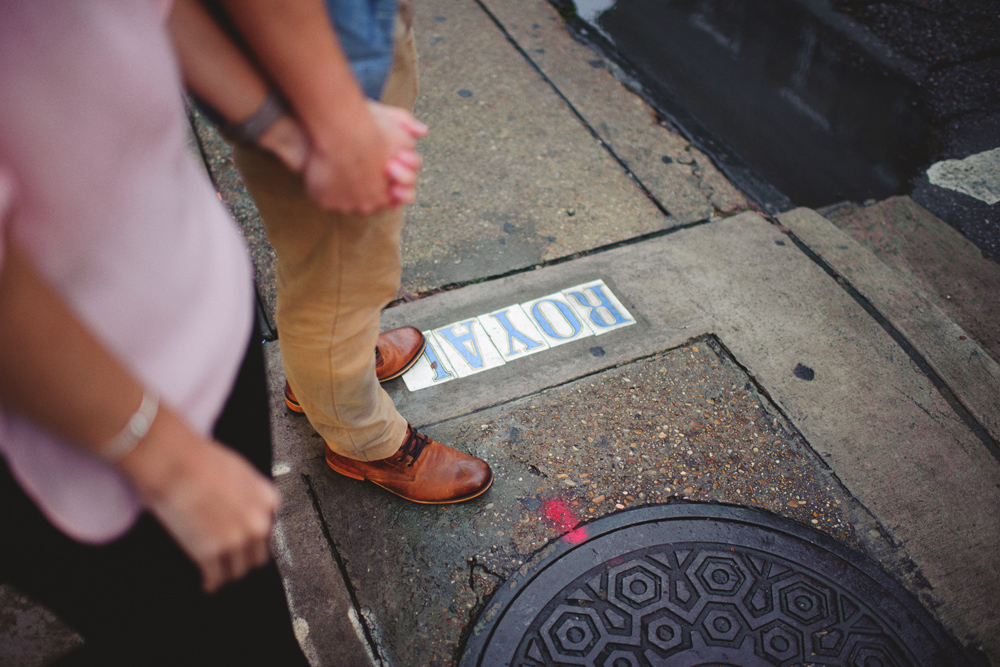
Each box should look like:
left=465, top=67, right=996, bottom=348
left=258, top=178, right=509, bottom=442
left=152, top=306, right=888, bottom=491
left=168, top=0, right=309, bottom=173
left=0, top=243, right=278, bottom=593
left=216, top=0, right=425, bottom=212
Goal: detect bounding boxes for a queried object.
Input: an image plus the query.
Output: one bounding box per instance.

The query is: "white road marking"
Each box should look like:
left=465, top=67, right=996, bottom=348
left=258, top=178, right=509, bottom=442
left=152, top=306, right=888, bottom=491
left=927, top=147, right=1000, bottom=205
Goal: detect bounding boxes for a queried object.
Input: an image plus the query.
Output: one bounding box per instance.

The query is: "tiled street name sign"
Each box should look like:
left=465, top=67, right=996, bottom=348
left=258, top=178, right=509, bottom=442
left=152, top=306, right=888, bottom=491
left=402, top=279, right=635, bottom=391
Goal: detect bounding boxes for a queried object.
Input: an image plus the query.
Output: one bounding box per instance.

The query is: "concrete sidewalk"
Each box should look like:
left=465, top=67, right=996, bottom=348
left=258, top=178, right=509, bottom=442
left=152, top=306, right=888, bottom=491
left=259, top=0, right=1000, bottom=663
left=3, top=0, right=998, bottom=664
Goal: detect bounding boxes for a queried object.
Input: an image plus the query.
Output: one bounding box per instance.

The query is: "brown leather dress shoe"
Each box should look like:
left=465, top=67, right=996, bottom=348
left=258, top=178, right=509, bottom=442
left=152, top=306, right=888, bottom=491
left=374, top=325, right=426, bottom=382
left=325, top=425, right=493, bottom=504
left=284, top=326, right=427, bottom=413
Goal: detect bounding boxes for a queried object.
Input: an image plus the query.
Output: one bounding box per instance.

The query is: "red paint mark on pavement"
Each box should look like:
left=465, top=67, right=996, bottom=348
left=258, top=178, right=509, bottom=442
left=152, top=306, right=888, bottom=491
left=542, top=498, right=588, bottom=544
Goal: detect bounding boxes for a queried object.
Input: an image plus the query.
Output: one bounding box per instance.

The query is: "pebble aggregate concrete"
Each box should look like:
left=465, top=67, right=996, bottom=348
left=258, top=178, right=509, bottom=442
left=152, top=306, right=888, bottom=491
left=0, top=587, right=80, bottom=666
left=301, top=339, right=864, bottom=666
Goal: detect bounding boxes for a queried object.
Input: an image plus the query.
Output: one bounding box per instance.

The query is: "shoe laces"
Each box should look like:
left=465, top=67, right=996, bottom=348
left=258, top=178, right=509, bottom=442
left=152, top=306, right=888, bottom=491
left=375, top=346, right=384, bottom=367
left=396, top=425, right=429, bottom=467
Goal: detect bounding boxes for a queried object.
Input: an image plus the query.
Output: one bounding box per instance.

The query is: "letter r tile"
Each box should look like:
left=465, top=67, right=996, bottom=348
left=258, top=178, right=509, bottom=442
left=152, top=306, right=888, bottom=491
left=563, top=279, right=635, bottom=335
left=520, top=292, right=594, bottom=348
left=402, top=331, right=457, bottom=391
left=432, top=319, right=506, bottom=377
left=478, top=305, right=550, bottom=362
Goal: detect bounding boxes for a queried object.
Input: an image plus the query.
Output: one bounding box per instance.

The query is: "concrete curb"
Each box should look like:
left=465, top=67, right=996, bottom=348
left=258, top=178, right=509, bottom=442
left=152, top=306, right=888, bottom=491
left=779, top=206, right=1000, bottom=444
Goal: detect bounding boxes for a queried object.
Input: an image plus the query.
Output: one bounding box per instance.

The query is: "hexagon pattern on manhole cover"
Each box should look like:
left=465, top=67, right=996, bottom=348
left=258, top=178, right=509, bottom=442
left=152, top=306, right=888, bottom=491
left=460, top=505, right=974, bottom=666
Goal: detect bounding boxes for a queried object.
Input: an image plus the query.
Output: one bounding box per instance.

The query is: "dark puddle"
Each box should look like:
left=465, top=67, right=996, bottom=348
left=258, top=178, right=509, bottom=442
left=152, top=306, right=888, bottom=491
left=559, top=0, right=934, bottom=210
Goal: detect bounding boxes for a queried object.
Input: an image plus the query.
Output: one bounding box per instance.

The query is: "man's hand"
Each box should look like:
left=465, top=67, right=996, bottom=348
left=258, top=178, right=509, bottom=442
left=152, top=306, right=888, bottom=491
left=370, top=101, right=426, bottom=207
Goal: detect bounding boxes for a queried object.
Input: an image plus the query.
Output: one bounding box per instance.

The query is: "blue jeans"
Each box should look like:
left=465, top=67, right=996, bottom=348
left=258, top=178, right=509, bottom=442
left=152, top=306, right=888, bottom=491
left=326, top=0, right=398, bottom=99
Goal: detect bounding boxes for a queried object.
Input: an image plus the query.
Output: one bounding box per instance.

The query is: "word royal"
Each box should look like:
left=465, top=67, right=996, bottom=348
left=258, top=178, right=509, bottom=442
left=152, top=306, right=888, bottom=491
left=402, top=279, right=635, bottom=391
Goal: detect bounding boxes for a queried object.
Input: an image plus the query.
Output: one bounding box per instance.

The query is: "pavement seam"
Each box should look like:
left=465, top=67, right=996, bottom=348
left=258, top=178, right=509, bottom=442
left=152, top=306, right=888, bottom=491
left=471, top=0, right=673, bottom=220
left=775, top=219, right=1000, bottom=464
left=416, top=335, right=713, bottom=430
left=420, top=327, right=939, bottom=594
left=303, top=473, right=385, bottom=667
left=704, top=334, right=914, bottom=562
left=417, top=318, right=922, bottom=565
left=388, top=215, right=719, bottom=308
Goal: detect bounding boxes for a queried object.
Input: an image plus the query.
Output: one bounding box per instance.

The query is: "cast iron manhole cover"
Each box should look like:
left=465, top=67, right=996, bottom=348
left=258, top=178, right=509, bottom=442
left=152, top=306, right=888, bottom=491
left=460, top=505, right=974, bottom=666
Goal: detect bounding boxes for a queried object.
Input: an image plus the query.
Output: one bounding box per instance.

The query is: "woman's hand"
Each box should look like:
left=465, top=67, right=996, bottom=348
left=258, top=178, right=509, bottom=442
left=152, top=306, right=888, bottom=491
left=119, top=407, right=279, bottom=593
left=0, top=245, right=279, bottom=593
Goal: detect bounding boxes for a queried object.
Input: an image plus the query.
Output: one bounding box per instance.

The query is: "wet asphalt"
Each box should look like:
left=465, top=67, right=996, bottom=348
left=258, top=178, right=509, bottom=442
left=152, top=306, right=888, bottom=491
left=562, top=0, right=1000, bottom=262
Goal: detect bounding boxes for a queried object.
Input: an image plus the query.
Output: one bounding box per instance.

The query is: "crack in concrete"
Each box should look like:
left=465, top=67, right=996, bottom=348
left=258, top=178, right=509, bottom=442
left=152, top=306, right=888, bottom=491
left=890, top=383, right=965, bottom=434
left=454, top=558, right=504, bottom=667
left=467, top=558, right=504, bottom=605
left=388, top=216, right=718, bottom=308
left=303, top=474, right=386, bottom=667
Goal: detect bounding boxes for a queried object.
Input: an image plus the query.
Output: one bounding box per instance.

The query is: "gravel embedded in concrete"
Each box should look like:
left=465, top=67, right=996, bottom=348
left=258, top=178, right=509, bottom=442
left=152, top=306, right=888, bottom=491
left=307, top=336, right=858, bottom=665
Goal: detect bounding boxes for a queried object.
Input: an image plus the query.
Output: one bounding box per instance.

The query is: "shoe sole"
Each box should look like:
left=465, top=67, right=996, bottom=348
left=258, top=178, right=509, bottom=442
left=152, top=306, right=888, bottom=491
left=376, top=337, right=427, bottom=383
left=327, top=460, right=494, bottom=505
left=285, top=338, right=428, bottom=414
left=284, top=394, right=305, bottom=414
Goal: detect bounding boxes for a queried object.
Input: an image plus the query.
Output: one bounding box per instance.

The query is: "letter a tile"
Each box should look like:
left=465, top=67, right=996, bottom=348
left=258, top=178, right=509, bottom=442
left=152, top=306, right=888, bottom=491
left=478, top=305, right=550, bottom=362
left=432, top=319, right=506, bottom=377
left=402, top=332, right=458, bottom=391
left=520, top=292, right=594, bottom=348
left=563, top=279, right=635, bottom=335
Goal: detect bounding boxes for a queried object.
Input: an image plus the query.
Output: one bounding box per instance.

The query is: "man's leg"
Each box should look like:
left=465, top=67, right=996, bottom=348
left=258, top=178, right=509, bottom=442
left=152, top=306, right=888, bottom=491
left=233, top=18, right=417, bottom=463
left=232, top=19, right=491, bottom=502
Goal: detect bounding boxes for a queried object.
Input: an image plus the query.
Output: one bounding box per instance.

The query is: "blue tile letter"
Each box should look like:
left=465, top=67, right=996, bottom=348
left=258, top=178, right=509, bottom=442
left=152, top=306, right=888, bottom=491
left=567, top=284, right=633, bottom=329
left=422, top=340, right=454, bottom=382
left=436, top=320, right=486, bottom=369
left=489, top=309, right=543, bottom=356
left=531, top=300, right=582, bottom=340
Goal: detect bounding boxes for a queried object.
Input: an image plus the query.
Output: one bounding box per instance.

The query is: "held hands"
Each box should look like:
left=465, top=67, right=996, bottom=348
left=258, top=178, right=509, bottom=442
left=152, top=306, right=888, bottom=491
left=368, top=101, right=426, bottom=208
left=283, top=100, right=426, bottom=214
left=118, top=407, right=279, bottom=593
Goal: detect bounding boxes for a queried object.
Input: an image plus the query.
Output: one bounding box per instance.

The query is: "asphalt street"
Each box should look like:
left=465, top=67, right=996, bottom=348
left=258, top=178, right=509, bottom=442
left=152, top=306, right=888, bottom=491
left=561, top=0, right=1000, bottom=262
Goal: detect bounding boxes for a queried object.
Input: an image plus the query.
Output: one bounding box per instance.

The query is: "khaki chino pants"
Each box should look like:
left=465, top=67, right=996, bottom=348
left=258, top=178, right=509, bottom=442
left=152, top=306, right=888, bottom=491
left=233, top=22, right=418, bottom=462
